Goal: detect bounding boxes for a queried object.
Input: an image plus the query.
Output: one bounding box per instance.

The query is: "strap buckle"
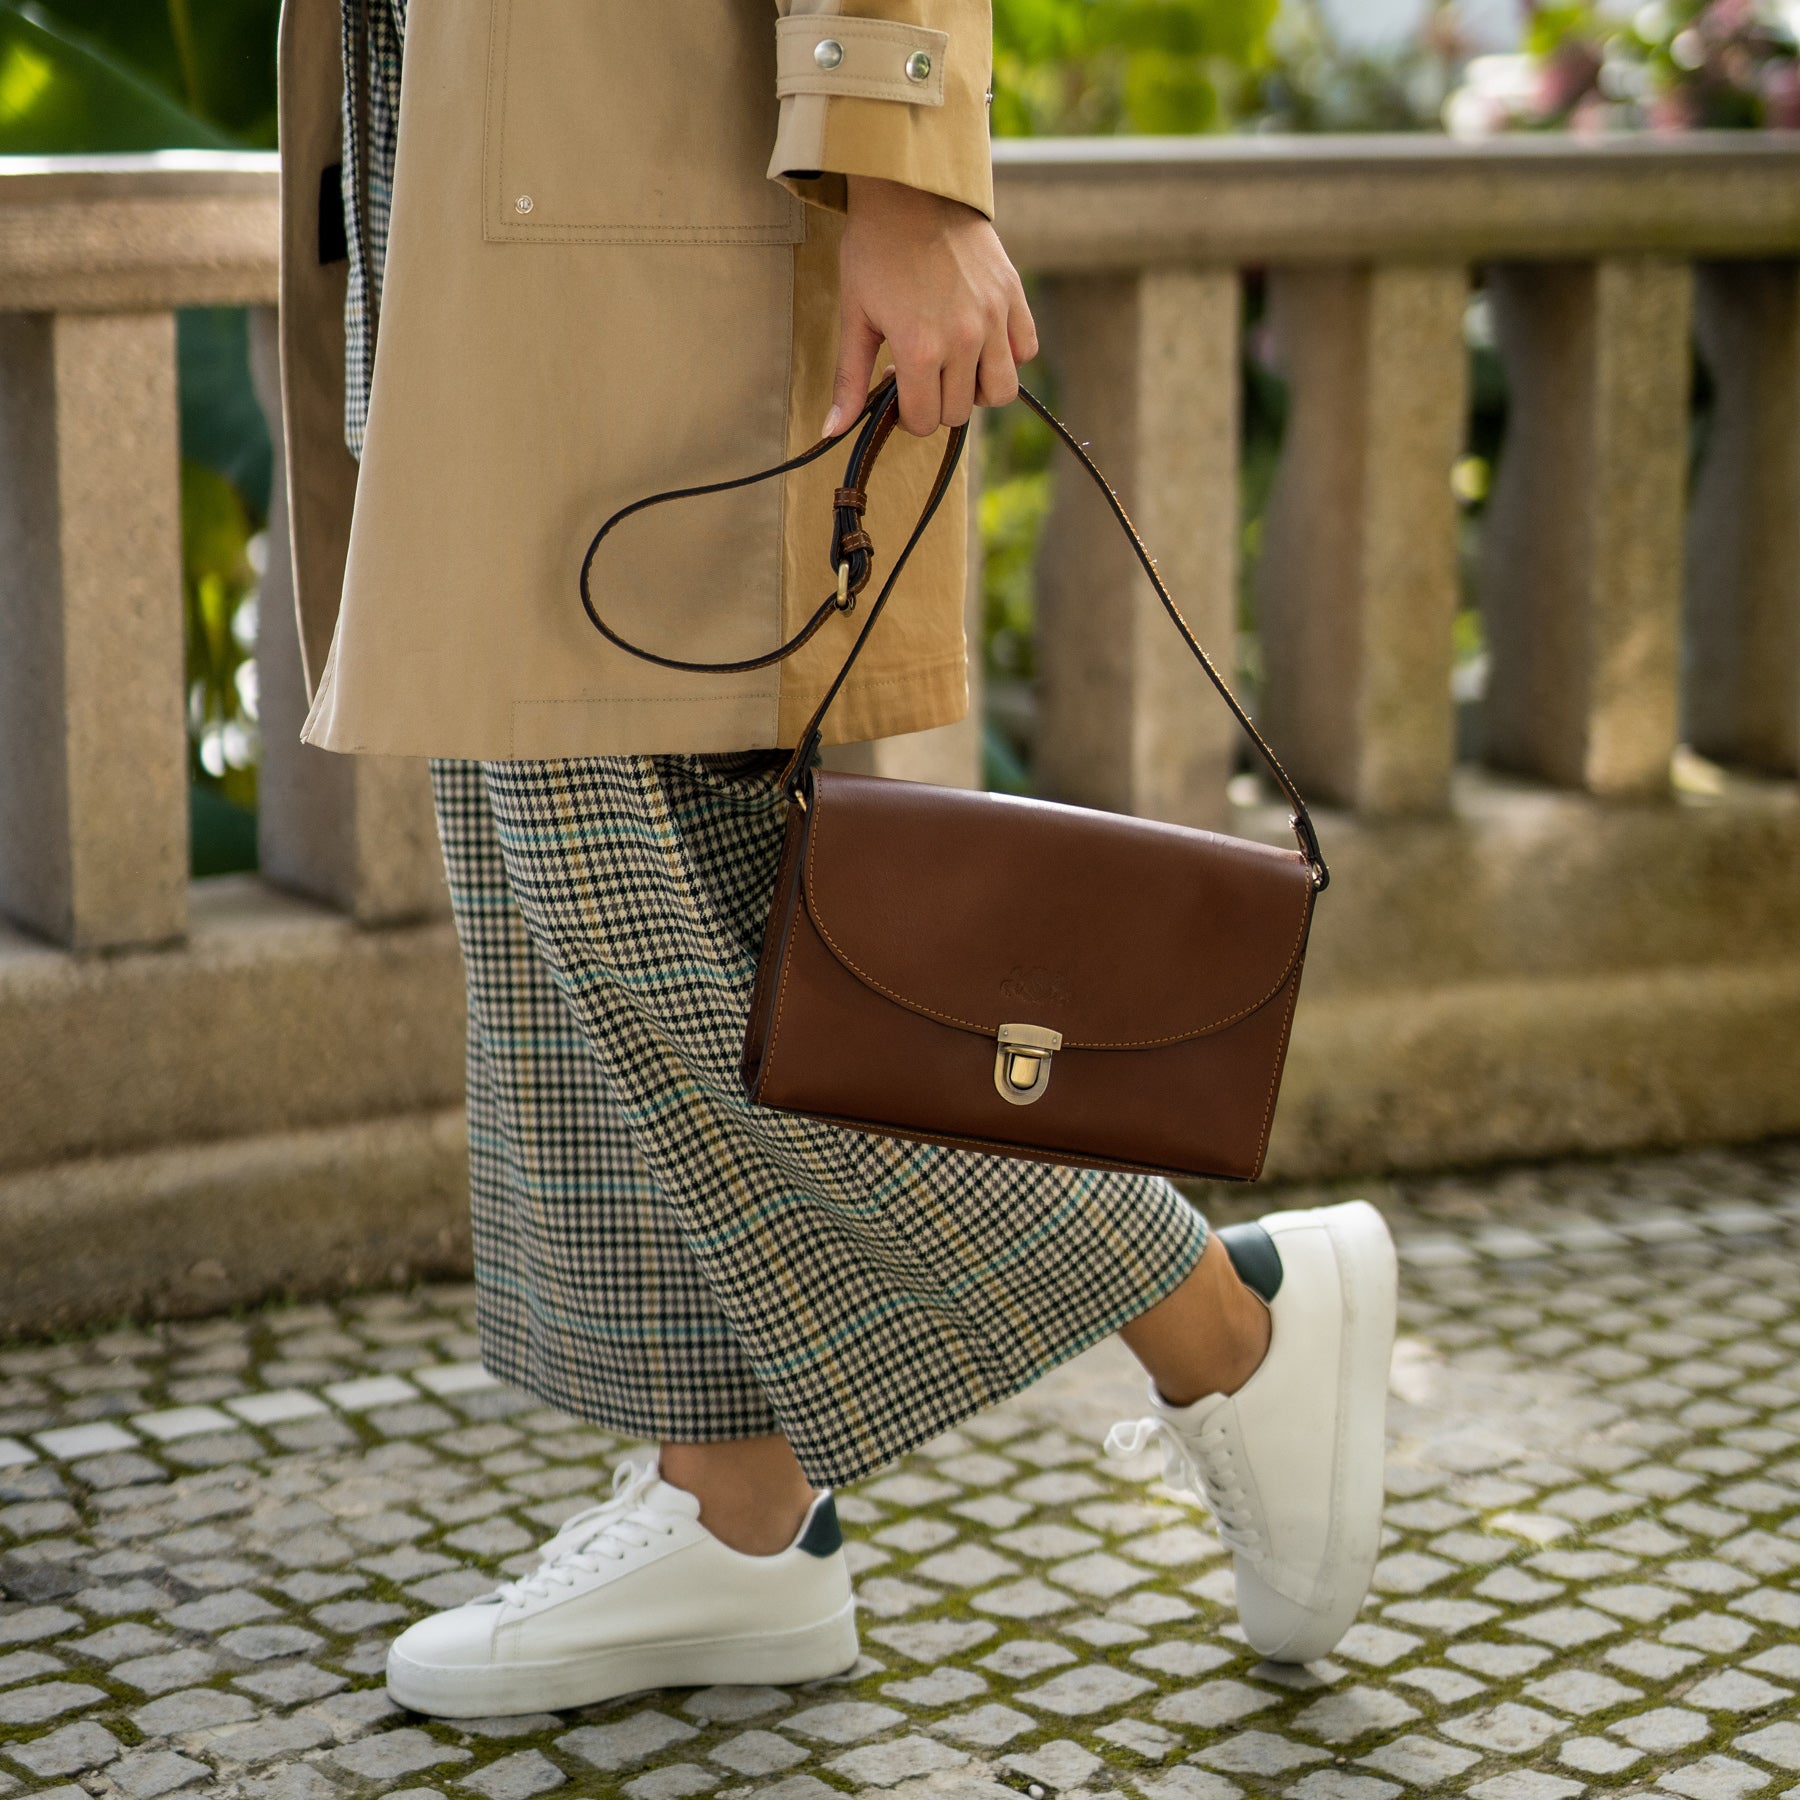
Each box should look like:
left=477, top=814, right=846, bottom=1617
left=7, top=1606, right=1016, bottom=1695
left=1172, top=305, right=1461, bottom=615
left=835, top=560, right=851, bottom=609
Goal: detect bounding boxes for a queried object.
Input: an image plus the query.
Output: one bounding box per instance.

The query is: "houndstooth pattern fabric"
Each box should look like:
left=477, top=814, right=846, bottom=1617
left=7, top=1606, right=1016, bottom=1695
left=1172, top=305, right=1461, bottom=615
left=430, top=758, right=783, bottom=1446
left=339, top=0, right=406, bottom=458
left=429, top=751, right=1210, bottom=1487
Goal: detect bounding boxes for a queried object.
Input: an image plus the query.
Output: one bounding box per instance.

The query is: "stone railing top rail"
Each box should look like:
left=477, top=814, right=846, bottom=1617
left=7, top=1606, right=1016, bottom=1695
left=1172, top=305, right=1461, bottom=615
left=991, top=129, right=1800, bottom=266
left=0, top=151, right=281, bottom=311
left=4, top=134, right=1800, bottom=309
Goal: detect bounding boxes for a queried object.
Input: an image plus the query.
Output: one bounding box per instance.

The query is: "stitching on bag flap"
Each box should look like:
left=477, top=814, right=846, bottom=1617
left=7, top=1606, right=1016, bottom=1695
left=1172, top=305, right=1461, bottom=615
left=800, top=779, right=1315, bottom=1050
left=1252, top=966, right=1304, bottom=1180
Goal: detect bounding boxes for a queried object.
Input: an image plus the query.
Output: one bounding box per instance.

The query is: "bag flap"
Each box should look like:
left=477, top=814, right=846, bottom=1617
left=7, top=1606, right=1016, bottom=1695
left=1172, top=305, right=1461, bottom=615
left=801, top=772, right=1316, bottom=1049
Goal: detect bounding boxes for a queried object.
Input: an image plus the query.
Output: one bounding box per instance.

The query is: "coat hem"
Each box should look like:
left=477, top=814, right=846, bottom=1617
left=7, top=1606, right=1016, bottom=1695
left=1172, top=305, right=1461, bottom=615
left=295, top=653, right=969, bottom=760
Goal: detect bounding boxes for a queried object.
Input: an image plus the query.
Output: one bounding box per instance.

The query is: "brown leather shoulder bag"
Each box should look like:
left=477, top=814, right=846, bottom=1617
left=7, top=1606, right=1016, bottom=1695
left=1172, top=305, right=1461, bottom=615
left=580, top=373, right=1329, bottom=1182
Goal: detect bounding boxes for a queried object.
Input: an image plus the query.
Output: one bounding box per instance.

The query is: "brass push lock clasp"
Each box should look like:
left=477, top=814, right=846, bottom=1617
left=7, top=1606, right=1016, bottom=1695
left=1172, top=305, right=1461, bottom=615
left=994, top=1023, right=1063, bottom=1106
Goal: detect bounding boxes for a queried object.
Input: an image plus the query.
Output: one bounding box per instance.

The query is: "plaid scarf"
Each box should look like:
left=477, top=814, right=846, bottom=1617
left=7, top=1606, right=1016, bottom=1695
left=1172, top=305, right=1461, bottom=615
left=338, top=0, right=407, bottom=458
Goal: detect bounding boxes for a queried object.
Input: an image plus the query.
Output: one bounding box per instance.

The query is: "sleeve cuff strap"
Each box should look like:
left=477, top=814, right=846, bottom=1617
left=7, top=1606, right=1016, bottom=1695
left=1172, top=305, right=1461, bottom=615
left=775, top=15, right=949, bottom=107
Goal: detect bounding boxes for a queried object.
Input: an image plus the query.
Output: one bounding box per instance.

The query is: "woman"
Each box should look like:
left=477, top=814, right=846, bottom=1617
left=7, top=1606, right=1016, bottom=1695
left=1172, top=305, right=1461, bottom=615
left=275, top=0, right=1398, bottom=1718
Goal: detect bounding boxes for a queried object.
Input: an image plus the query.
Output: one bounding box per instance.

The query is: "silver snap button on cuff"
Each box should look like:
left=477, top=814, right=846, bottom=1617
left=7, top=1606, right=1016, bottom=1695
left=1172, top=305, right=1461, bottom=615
left=514, top=194, right=534, bottom=214
left=814, top=37, right=844, bottom=68
left=905, top=49, right=932, bottom=82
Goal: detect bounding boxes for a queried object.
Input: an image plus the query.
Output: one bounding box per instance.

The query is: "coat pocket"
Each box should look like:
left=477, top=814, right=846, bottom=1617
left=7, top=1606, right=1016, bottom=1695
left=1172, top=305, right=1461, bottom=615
left=482, top=0, right=806, bottom=245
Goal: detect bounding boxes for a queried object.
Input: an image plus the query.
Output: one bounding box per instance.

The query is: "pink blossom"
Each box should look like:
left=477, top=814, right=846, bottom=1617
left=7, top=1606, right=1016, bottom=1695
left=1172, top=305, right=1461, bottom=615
left=1535, top=39, right=1604, bottom=114
left=1648, top=86, right=1700, bottom=127
left=1761, top=60, right=1800, bottom=125
left=1703, top=0, right=1756, bottom=39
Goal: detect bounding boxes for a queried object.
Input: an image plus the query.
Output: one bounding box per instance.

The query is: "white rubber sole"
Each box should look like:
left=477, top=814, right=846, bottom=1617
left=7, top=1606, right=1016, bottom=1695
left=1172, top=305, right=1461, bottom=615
left=1253, top=1199, right=1398, bottom=1662
left=386, top=1596, right=860, bottom=1719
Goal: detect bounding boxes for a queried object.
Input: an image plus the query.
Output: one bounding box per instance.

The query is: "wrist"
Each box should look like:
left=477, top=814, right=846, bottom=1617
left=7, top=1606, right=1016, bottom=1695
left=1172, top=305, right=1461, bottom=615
left=846, top=173, right=978, bottom=225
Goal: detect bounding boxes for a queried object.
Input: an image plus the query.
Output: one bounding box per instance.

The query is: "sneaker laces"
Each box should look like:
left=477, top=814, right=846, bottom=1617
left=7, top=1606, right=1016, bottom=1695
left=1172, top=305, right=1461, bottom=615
left=491, top=1457, right=679, bottom=1607
left=1104, top=1412, right=1266, bottom=1560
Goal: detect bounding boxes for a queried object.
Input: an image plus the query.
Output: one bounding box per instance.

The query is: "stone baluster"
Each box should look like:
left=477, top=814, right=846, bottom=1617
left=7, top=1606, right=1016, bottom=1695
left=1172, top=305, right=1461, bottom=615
left=1255, top=264, right=1470, bottom=816
left=249, top=308, right=447, bottom=924
left=0, top=310, right=188, bottom=950
left=1480, top=259, right=1694, bottom=795
left=1033, top=269, right=1241, bottom=831
left=1683, top=261, right=1800, bottom=775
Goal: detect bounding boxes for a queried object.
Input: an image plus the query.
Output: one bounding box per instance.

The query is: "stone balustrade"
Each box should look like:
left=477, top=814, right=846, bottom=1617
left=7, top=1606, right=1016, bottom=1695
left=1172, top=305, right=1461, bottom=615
left=1, top=139, right=1797, bottom=1332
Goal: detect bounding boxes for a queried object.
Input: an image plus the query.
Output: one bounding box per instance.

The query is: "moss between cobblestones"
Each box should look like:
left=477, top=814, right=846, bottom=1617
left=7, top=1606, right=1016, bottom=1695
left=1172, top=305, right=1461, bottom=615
left=1, top=1140, right=1798, bottom=1798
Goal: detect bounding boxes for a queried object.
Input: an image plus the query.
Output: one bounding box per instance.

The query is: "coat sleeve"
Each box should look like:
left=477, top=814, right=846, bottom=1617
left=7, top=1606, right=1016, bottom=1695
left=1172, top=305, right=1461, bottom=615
left=767, top=0, right=994, bottom=220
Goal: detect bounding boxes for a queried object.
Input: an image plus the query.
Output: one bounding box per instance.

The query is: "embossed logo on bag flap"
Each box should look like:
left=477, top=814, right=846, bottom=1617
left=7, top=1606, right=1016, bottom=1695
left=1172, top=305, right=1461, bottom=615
left=1000, top=965, right=1072, bottom=1007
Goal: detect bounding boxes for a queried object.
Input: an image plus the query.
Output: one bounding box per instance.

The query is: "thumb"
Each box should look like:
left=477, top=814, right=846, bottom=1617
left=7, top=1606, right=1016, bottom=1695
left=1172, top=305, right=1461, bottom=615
left=823, top=312, right=882, bottom=440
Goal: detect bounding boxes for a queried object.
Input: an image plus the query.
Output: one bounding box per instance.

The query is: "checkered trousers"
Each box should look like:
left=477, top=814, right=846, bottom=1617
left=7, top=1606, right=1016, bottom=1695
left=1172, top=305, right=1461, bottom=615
left=429, top=752, right=1210, bottom=1487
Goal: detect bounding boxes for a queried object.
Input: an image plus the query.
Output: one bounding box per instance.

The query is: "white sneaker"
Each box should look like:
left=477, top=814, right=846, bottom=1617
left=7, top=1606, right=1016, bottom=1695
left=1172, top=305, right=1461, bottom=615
left=385, top=1456, right=858, bottom=1718
left=1107, top=1199, right=1397, bottom=1663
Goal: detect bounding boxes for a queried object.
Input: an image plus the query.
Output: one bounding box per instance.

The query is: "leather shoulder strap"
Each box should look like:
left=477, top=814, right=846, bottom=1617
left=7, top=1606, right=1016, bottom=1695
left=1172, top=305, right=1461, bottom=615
left=576, top=374, right=905, bottom=675
left=577, top=375, right=1329, bottom=891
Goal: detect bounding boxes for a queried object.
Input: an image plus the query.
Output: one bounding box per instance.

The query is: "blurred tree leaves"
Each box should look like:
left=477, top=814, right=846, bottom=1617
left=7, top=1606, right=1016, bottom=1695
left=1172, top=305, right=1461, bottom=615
left=180, top=307, right=271, bottom=516
left=181, top=460, right=262, bottom=821
left=992, top=0, right=1280, bottom=135
left=52, top=0, right=279, bottom=141
left=980, top=0, right=1284, bottom=783
left=1256, top=0, right=1465, bottom=131
left=0, top=6, right=231, bottom=151
left=0, top=2, right=280, bottom=865
left=0, top=1, right=277, bottom=152
left=0, top=4, right=279, bottom=511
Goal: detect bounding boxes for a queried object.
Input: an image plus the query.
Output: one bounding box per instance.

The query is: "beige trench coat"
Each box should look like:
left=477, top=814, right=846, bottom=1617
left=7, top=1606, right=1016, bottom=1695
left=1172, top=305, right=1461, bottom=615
left=276, top=0, right=991, bottom=758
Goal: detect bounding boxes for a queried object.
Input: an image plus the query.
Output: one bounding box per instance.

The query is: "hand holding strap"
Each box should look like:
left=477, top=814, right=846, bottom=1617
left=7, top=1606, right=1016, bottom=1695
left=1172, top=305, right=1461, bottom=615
left=577, top=375, right=1329, bottom=891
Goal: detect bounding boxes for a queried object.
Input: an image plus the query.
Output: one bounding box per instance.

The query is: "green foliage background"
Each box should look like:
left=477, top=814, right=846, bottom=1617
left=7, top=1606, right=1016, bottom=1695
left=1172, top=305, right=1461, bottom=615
left=1518, top=0, right=1798, bottom=131
left=991, top=0, right=1279, bottom=135
left=0, top=0, right=1511, bottom=818
left=1, top=0, right=1738, bottom=815
left=1, top=2, right=279, bottom=869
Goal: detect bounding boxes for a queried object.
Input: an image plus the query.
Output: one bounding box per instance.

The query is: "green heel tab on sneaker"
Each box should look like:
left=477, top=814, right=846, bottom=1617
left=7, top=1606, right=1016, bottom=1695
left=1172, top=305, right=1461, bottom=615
left=796, top=1493, right=843, bottom=1558
left=1217, top=1222, right=1283, bottom=1303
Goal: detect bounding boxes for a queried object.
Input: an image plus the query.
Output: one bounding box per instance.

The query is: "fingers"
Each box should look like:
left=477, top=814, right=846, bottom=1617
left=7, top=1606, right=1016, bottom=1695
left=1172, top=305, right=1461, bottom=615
left=832, top=221, right=1037, bottom=437
left=823, top=311, right=883, bottom=440
left=899, top=297, right=1020, bottom=435
left=941, top=363, right=980, bottom=430
left=974, top=332, right=1017, bottom=410
left=978, top=282, right=1036, bottom=407
left=940, top=330, right=984, bottom=430
left=1008, top=284, right=1039, bottom=368
left=890, top=343, right=943, bottom=438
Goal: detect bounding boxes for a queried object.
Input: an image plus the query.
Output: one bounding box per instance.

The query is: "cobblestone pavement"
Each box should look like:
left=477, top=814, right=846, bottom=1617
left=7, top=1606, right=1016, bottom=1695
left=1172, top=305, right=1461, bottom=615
left=3, top=1142, right=1800, bottom=1800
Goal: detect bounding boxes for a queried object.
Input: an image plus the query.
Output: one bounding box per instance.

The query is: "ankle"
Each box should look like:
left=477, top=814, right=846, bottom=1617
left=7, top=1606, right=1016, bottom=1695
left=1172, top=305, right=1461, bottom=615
left=694, top=1487, right=816, bottom=1556
left=658, top=1441, right=818, bottom=1556
left=1121, top=1233, right=1275, bottom=1409
left=1218, top=1290, right=1272, bottom=1396
left=1154, top=1291, right=1271, bottom=1408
